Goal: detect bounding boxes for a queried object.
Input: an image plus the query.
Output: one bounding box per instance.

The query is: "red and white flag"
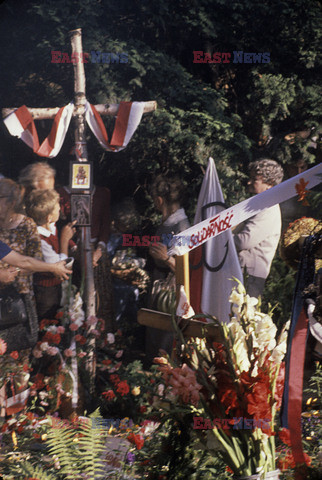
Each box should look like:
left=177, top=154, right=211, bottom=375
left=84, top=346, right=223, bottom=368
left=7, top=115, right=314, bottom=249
left=4, top=100, right=145, bottom=157
left=3, top=103, right=74, bottom=158
left=85, top=101, right=145, bottom=152
left=189, top=158, right=243, bottom=323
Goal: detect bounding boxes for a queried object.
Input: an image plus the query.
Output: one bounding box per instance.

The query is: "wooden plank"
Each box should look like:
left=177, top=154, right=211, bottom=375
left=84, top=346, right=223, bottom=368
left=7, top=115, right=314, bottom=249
left=138, top=308, right=223, bottom=341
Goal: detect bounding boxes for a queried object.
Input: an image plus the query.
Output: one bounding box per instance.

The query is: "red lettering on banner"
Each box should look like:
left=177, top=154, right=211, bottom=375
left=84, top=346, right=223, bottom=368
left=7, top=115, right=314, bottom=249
left=189, top=212, right=234, bottom=249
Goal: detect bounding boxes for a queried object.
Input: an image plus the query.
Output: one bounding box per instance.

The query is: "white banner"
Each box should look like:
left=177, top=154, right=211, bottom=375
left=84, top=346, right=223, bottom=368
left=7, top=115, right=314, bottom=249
left=169, top=163, right=322, bottom=256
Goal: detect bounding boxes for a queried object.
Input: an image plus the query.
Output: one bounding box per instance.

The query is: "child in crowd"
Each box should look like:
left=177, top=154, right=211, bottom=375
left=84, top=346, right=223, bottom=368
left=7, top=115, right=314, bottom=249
left=25, top=189, right=76, bottom=320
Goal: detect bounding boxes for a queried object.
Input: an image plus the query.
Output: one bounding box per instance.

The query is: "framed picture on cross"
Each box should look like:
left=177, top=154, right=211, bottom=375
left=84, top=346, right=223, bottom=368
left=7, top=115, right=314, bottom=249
left=70, top=161, right=92, bottom=191
left=71, top=194, right=91, bottom=226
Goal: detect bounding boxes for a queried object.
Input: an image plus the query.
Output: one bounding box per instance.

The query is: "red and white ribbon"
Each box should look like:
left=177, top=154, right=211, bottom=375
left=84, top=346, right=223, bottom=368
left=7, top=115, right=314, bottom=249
left=169, top=163, right=322, bottom=256
left=4, top=100, right=145, bottom=157
left=85, top=101, right=145, bottom=152
left=3, top=103, right=74, bottom=158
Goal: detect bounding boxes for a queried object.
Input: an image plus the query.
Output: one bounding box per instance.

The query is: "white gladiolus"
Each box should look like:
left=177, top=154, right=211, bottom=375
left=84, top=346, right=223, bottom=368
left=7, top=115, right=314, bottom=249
left=69, top=292, right=85, bottom=327
left=254, top=315, right=277, bottom=352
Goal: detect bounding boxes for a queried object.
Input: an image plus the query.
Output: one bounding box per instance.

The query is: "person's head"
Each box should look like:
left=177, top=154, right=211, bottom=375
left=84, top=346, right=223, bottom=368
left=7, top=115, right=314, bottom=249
left=112, top=198, right=141, bottom=233
left=19, top=162, right=56, bottom=192
left=248, top=159, right=284, bottom=195
left=25, top=189, right=60, bottom=226
left=151, top=175, right=183, bottom=212
left=285, top=158, right=307, bottom=178
left=0, top=178, right=24, bottom=226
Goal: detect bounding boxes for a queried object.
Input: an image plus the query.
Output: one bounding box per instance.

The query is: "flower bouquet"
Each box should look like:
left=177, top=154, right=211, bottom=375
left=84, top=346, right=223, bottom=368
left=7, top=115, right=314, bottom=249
left=30, top=281, right=103, bottom=414
left=155, top=282, right=289, bottom=479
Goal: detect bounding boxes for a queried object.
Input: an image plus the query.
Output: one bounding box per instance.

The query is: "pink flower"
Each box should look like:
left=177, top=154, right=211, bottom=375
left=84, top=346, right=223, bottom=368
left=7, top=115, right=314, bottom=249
left=90, top=329, right=100, bottom=337
left=64, top=348, right=76, bottom=357
left=115, top=350, right=123, bottom=358
left=70, top=323, right=79, bottom=331
left=86, top=315, right=98, bottom=326
left=47, top=347, right=59, bottom=356
left=0, top=339, right=8, bottom=355
left=77, top=352, right=87, bottom=358
left=57, top=326, right=65, bottom=334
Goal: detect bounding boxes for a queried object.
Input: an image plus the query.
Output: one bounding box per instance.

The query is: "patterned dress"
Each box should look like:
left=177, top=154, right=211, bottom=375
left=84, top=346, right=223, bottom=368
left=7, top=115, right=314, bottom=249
left=0, top=215, right=42, bottom=294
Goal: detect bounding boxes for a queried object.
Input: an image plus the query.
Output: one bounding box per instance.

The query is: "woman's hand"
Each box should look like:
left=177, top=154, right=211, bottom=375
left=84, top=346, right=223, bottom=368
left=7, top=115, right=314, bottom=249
left=149, top=242, right=169, bottom=262
left=149, top=242, right=176, bottom=272
left=51, top=261, right=72, bottom=281
left=0, top=267, right=19, bottom=284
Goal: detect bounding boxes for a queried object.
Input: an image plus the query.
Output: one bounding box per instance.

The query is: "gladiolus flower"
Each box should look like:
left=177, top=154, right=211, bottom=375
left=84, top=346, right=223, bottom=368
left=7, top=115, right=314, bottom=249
left=69, top=323, right=79, bottom=331
left=10, top=351, right=19, bottom=360
left=127, top=432, right=144, bottom=450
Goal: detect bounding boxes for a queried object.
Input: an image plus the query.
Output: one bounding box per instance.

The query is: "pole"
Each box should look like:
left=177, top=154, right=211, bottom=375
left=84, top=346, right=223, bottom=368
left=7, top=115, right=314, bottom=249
left=69, top=28, right=96, bottom=386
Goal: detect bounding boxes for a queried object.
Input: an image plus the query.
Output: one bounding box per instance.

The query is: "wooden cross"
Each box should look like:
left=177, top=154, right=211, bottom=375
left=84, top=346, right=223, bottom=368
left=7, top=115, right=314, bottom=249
left=2, top=28, right=157, bottom=385
left=138, top=253, right=223, bottom=342
left=2, top=28, right=156, bottom=322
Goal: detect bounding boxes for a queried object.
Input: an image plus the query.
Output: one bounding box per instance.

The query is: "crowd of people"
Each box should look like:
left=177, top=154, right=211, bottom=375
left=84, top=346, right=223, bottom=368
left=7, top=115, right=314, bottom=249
left=0, top=157, right=319, bottom=412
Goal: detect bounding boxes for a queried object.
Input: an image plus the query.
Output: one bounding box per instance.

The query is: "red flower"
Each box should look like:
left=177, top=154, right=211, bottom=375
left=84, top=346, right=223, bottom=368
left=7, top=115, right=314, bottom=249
left=10, top=351, right=19, bottom=360
left=278, top=452, right=296, bottom=471
left=55, top=311, right=64, bottom=320
left=279, top=428, right=291, bottom=446
left=127, top=432, right=144, bottom=450
left=102, top=389, right=116, bottom=401
left=140, top=405, right=147, bottom=413
left=109, top=374, right=120, bottom=384
left=116, top=380, right=130, bottom=396
left=274, top=363, right=285, bottom=410
left=75, top=334, right=86, bottom=345
left=102, top=359, right=112, bottom=366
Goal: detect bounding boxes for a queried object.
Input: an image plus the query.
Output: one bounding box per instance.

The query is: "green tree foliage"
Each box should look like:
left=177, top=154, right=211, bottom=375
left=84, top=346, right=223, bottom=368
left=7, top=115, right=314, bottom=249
left=0, top=0, right=320, bottom=320
left=1, top=0, right=320, bottom=207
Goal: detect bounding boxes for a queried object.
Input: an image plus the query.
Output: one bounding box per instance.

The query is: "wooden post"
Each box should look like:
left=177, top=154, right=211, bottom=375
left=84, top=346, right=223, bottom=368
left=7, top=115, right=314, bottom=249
left=69, top=28, right=96, bottom=385
left=175, top=253, right=190, bottom=305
